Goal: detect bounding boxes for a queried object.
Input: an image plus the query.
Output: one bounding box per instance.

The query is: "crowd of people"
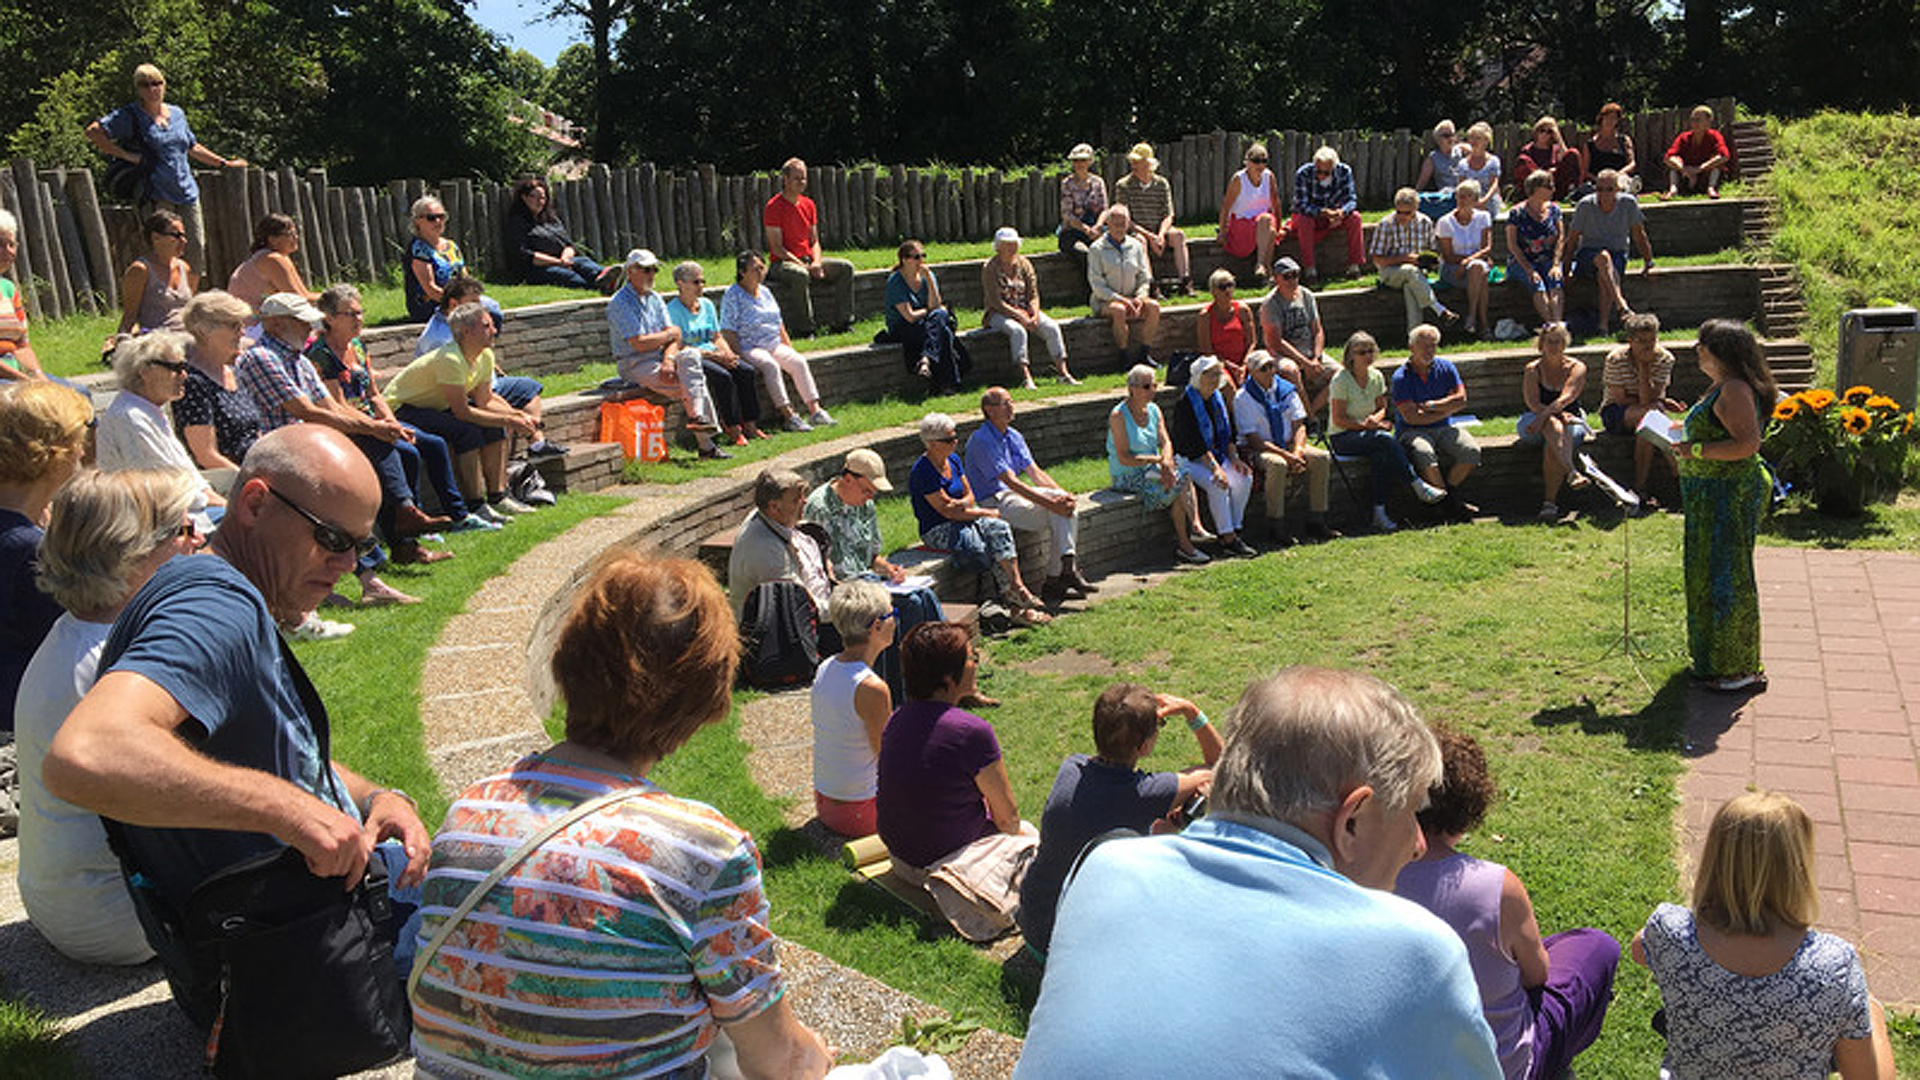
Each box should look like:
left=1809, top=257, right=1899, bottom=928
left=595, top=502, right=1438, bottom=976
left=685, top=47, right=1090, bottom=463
left=0, top=61, right=1879, bottom=1077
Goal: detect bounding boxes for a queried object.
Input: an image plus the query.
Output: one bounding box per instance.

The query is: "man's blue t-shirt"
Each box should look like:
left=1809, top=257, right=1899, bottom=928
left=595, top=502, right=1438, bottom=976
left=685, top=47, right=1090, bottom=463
left=963, top=423, right=1035, bottom=503
left=98, top=103, right=199, bottom=205
left=98, top=554, right=358, bottom=906
left=1016, top=754, right=1178, bottom=953
left=908, top=453, right=968, bottom=538
left=1392, top=357, right=1464, bottom=430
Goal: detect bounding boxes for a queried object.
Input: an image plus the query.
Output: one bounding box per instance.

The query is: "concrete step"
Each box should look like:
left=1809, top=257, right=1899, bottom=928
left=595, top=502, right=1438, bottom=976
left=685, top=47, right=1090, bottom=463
left=528, top=441, right=626, bottom=493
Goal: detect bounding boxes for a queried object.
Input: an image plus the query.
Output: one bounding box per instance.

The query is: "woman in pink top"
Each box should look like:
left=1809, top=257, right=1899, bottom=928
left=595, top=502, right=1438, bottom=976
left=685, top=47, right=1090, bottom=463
left=226, top=213, right=319, bottom=309
left=1394, top=727, right=1618, bottom=1080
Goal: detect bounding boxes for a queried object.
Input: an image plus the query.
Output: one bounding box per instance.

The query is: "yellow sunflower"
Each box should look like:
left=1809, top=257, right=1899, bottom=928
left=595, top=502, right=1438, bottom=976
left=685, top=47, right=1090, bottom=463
left=1840, top=407, right=1872, bottom=435
left=1866, top=394, right=1900, bottom=412
left=1772, top=398, right=1802, bottom=421
left=1905, top=412, right=1916, bottom=435
left=1803, top=388, right=1837, bottom=411
left=1842, top=385, right=1875, bottom=406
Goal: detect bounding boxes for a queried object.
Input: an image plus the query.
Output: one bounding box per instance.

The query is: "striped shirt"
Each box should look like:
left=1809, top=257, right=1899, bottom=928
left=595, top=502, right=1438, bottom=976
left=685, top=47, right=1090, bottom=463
left=1602, top=344, right=1674, bottom=403
left=410, top=755, right=784, bottom=1079
left=1368, top=210, right=1436, bottom=258
left=1115, top=173, right=1174, bottom=231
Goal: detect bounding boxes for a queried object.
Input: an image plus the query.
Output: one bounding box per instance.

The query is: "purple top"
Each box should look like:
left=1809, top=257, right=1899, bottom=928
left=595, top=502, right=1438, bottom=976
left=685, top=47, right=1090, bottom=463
left=1395, top=853, right=1533, bottom=1080
left=875, top=700, right=1002, bottom=868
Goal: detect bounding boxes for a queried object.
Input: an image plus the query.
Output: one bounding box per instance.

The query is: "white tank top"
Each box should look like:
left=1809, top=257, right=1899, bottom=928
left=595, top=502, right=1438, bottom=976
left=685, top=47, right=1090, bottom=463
left=1228, top=168, right=1274, bottom=220
left=811, top=656, right=880, bottom=800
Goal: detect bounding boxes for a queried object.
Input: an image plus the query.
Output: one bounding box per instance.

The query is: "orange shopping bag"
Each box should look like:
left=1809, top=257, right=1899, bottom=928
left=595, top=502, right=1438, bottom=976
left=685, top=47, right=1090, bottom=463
left=598, top=399, right=669, bottom=462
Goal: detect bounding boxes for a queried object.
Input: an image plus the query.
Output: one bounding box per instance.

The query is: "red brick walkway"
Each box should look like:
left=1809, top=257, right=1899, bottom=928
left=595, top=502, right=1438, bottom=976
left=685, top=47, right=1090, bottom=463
left=1680, top=546, right=1920, bottom=1007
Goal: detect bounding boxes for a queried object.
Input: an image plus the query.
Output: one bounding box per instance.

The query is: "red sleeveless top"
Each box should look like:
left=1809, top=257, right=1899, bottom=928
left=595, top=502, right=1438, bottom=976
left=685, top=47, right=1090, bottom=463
left=1208, top=301, right=1250, bottom=375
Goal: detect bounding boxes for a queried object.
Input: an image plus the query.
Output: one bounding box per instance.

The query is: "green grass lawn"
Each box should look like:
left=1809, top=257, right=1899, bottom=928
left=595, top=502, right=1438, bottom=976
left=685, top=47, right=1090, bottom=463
left=0, top=994, right=77, bottom=1080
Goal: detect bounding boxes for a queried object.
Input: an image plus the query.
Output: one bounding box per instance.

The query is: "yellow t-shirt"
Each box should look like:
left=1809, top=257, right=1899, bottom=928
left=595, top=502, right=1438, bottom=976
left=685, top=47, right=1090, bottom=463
left=383, top=343, right=495, bottom=410
left=1330, top=366, right=1386, bottom=430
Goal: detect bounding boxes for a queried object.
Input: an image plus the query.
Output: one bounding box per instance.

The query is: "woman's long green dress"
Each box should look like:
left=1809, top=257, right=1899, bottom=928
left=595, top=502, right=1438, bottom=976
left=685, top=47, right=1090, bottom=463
left=1678, top=384, right=1770, bottom=679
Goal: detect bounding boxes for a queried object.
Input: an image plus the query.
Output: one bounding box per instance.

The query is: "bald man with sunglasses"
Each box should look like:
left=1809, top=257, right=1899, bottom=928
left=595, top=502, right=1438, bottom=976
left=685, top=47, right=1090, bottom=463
left=45, top=424, right=429, bottom=1042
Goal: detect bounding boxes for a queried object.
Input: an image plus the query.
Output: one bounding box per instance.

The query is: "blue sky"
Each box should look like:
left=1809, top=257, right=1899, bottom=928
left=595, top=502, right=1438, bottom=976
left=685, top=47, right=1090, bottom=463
left=468, top=0, right=584, bottom=65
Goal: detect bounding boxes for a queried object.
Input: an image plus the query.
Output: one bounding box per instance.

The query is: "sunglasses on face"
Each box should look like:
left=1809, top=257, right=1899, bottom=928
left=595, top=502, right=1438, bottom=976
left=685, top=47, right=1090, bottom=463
left=1248, top=157, right=1269, bottom=164
left=268, top=486, right=378, bottom=557
left=152, top=359, right=189, bottom=373
left=139, top=79, right=165, bottom=88
left=160, top=230, right=187, bottom=240
left=419, top=213, right=446, bottom=222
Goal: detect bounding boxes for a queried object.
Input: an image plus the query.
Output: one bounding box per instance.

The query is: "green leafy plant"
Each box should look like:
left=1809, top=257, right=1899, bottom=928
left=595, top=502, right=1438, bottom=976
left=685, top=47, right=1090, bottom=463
left=897, top=1013, right=984, bottom=1057
left=1765, top=384, right=1919, bottom=511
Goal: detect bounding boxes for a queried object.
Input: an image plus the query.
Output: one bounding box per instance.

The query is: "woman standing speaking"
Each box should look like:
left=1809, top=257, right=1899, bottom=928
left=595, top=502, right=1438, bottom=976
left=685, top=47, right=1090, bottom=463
left=1674, top=320, right=1775, bottom=692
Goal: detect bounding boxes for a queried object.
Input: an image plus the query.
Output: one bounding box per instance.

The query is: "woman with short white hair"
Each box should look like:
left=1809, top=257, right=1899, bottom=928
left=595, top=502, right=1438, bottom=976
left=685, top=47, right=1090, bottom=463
left=14, top=468, right=200, bottom=964
left=97, top=332, right=222, bottom=515
left=982, top=228, right=1074, bottom=389
left=1167, top=357, right=1255, bottom=557
left=810, top=579, right=896, bottom=838
left=908, top=412, right=1050, bottom=626
left=404, top=195, right=464, bottom=321
left=1435, top=179, right=1494, bottom=336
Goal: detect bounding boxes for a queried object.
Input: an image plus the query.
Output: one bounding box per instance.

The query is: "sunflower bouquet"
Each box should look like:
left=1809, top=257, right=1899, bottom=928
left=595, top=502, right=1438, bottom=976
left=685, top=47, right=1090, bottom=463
left=1765, top=385, right=1919, bottom=513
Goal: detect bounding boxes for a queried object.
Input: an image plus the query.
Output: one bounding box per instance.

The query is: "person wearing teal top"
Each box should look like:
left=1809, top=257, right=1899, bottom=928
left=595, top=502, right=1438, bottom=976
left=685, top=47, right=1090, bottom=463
left=1105, top=364, right=1208, bottom=563
left=1674, top=320, right=1775, bottom=692
left=667, top=260, right=763, bottom=445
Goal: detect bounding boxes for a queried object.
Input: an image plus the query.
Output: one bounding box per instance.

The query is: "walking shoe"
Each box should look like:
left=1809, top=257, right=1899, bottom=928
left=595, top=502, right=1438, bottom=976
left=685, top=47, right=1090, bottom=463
left=448, top=511, right=503, bottom=533
left=527, top=439, right=568, bottom=460
left=784, top=414, right=814, bottom=433
left=1412, top=478, right=1447, bottom=504
left=1371, top=507, right=1400, bottom=533
left=808, top=408, right=837, bottom=427
left=493, top=495, right=538, bottom=515
left=1040, top=576, right=1071, bottom=604
left=1301, top=518, right=1342, bottom=543
left=1446, top=496, right=1480, bottom=522
left=1227, top=537, right=1259, bottom=558
left=1539, top=502, right=1561, bottom=522
left=1176, top=546, right=1212, bottom=565
left=698, top=444, right=734, bottom=460
left=286, top=612, right=355, bottom=642
left=472, top=503, right=513, bottom=526
left=1266, top=520, right=1295, bottom=548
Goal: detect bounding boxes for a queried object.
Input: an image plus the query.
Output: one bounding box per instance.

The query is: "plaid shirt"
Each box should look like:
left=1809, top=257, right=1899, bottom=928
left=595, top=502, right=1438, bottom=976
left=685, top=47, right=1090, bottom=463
left=1293, top=162, right=1356, bottom=215
left=1368, top=211, right=1435, bottom=258
left=234, top=330, right=329, bottom=431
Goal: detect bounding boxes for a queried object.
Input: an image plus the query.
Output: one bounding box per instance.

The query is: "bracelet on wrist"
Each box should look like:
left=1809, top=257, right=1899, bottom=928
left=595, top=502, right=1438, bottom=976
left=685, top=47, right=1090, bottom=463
left=1187, top=711, right=1210, bottom=732
left=364, top=787, right=416, bottom=815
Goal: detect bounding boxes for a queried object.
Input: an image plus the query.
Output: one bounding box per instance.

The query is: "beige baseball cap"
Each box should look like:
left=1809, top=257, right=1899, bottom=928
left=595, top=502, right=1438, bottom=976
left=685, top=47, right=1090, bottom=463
left=843, top=448, right=892, bottom=491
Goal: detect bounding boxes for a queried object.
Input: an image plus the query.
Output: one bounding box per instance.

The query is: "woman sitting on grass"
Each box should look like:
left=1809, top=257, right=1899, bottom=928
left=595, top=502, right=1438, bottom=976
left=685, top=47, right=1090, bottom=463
left=809, top=579, right=895, bottom=839
left=1516, top=323, right=1591, bottom=522
left=1633, top=791, right=1896, bottom=1079
left=410, top=551, right=833, bottom=1078
left=1394, top=726, right=1618, bottom=1080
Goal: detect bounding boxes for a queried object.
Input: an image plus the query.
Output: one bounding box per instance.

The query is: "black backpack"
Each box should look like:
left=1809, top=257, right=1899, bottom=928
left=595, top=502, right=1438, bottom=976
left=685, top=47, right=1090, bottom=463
left=739, top=580, right=822, bottom=690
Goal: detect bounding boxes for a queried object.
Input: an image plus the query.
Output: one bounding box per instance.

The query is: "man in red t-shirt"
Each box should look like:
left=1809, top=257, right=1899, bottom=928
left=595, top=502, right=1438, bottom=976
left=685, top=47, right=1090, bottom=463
left=1663, top=106, right=1732, bottom=199
left=762, top=158, right=855, bottom=337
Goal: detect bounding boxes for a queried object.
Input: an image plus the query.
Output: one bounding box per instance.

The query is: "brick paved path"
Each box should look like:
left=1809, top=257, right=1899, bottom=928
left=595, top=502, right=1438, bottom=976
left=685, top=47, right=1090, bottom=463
left=1679, top=546, right=1920, bottom=1007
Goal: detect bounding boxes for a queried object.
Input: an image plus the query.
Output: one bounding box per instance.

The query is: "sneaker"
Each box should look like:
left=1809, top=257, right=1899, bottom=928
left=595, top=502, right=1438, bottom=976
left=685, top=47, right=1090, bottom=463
left=1412, top=478, right=1447, bottom=504
left=493, top=495, right=538, bottom=515
left=1539, top=502, right=1561, bottom=522
left=808, top=408, right=837, bottom=427
left=527, top=440, right=567, bottom=461
left=698, top=444, right=734, bottom=460
left=1371, top=507, right=1400, bottom=534
left=286, top=612, right=354, bottom=642
left=448, top=512, right=503, bottom=533
left=472, top=503, right=513, bottom=526
left=1301, top=518, right=1342, bottom=543
left=1176, top=546, right=1212, bottom=565
left=784, top=414, right=813, bottom=433
left=1228, top=537, right=1259, bottom=558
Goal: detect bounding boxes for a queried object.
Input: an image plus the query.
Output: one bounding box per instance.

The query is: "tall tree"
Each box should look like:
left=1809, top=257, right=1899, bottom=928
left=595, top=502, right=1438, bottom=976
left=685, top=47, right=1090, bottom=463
left=540, top=0, right=626, bottom=161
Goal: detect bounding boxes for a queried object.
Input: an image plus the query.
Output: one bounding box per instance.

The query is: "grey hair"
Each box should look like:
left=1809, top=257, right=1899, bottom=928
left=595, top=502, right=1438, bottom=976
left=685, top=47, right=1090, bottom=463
left=918, top=412, right=957, bottom=444
left=111, top=330, right=191, bottom=390
left=0, top=208, right=16, bottom=240
left=181, top=290, right=253, bottom=338
left=317, top=283, right=363, bottom=318
left=1211, top=666, right=1443, bottom=824
left=446, top=301, right=491, bottom=336
left=1622, top=311, right=1661, bottom=336
left=1314, top=146, right=1339, bottom=166
left=827, top=578, right=893, bottom=646
left=1432, top=119, right=1457, bottom=139
left=1125, top=363, right=1157, bottom=388
left=36, top=468, right=195, bottom=613
left=752, top=467, right=807, bottom=510
left=1394, top=186, right=1418, bottom=207
left=1409, top=324, right=1442, bottom=349
left=1594, top=168, right=1624, bottom=191
left=409, top=195, right=445, bottom=221
left=1102, top=204, right=1132, bottom=228
left=671, top=260, right=704, bottom=286
left=1454, top=178, right=1483, bottom=202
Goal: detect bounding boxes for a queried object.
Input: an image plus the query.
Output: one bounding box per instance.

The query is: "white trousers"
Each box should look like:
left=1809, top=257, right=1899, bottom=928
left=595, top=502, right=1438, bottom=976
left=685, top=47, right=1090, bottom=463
left=981, top=488, right=1076, bottom=566
left=1177, top=456, right=1252, bottom=534
left=984, top=310, right=1067, bottom=370
left=743, top=343, right=819, bottom=410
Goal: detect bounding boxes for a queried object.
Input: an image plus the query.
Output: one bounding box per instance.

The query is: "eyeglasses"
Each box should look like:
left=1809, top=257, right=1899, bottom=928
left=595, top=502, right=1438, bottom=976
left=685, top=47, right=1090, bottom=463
left=267, top=486, right=378, bottom=557
left=930, top=435, right=957, bottom=444
left=690, top=278, right=707, bottom=286
left=138, top=79, right=165, bottom=88
left=904, top=252, right=925, bottom=260
left=871, top=610, right=898, bottom=626
left=160, top=230, right=187, bottom=240
left=340, top=308, right=366, bottom=318
left=1247, top=156, right=1269, bottom=164
left=152, top=359, right=189, bottom=373
left=419, top=213, right=446, bottom=222
left=1280, top=272, right=1301, bottom=281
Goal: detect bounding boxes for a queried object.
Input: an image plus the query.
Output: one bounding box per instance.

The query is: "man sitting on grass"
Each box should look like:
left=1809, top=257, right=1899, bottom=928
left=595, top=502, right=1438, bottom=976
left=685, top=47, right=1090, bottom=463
left=1016, top=682, right=1220, bottom=956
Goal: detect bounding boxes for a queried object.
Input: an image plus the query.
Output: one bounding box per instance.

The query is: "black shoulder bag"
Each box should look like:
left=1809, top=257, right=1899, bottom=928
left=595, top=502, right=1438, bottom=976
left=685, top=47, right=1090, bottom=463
left=103, top=636, right=410, bottom=1078
left=103, top=113, right=154, bottom=204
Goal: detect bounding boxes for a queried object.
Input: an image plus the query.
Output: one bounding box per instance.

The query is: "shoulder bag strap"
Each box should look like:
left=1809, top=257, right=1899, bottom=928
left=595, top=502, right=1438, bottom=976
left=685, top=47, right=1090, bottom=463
left=406, top=785, right=652, bottom=999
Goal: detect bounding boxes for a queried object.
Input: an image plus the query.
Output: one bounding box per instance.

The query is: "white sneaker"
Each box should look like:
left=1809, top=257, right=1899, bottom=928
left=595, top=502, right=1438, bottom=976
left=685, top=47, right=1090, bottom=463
left=1412, top=478, right=1447, bottom=504
left=473, top=503, right=512, bottom=525
left=448, top=513, right=501, bottom=533
left=784, top=414, right=814, bottom=433
left=494, top=495, right=538, bottom=515
left=1371, top=507, right=1400, bottom=533
left=287, top=612, right=355, bottom=641
left=808, top=408, right=837, bottom=427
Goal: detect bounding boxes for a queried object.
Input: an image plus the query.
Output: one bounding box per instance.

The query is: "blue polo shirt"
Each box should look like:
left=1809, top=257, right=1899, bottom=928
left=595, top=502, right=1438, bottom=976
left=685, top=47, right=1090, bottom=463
left=607, top=283, right=670, bottom=364
left=1016, top=815, right=1500, bottom=1079
left=1392, top=357, right=1464, bottom=430
left=963, top=422, right=1034, bottom=502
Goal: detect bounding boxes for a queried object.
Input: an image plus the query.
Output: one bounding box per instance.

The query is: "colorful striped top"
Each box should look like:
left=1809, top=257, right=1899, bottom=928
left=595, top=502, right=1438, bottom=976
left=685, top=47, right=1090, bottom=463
left=409, top=754, right=785, bottom=1079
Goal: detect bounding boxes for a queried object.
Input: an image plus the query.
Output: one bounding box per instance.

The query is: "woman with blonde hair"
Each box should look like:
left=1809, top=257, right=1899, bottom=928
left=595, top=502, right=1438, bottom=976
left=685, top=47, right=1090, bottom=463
left=1326, top=331, right=1446, bottom=533
left=1517, top=323, right=1590, bottom=520
left=175, top=289, right=262, bottom=473
left=15, top=468, right=200, bottom=964
left=404, top=195, right=464, bottom=321
left=1633, top=791, right=1895, bottom=1078
left=84, top=62, right=247, bottom=268
left=1514, top=116, right=1582, bottom=201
